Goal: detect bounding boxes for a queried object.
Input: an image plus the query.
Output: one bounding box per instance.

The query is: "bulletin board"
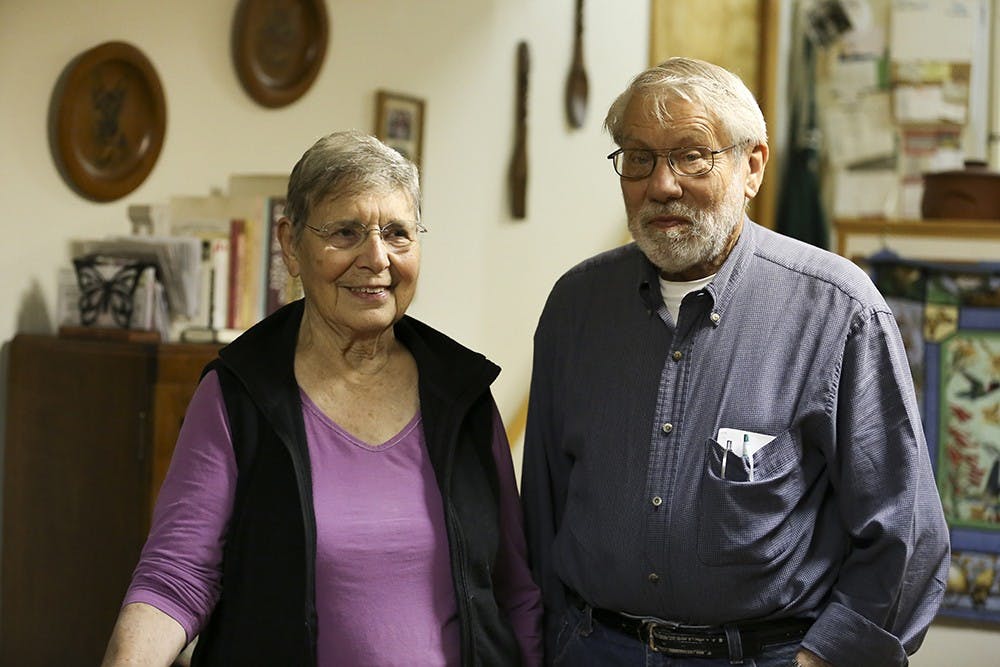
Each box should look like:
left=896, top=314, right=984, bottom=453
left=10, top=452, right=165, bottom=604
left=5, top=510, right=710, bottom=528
left=817, top=0, right=992, bottom=220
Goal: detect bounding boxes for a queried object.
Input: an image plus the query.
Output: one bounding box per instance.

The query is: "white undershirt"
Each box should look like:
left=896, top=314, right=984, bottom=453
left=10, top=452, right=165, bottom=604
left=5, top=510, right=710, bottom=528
left=659, top=274, right=715, bottom=324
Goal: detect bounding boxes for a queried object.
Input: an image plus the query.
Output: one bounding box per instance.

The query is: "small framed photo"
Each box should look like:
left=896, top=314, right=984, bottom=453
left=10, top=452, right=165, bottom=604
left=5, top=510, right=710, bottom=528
left=374, top=90, right=425, bottom=172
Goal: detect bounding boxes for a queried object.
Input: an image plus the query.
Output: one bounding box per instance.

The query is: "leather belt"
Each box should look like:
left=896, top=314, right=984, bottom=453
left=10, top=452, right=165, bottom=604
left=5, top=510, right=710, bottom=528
left=590, top=607, right=811, bottom=658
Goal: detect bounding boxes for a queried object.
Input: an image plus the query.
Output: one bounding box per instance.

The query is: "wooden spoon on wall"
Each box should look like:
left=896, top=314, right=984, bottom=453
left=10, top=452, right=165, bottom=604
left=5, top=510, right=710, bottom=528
left=565, top=0, right=588, bottom=128
left=508, top=41, right=529, bottom=219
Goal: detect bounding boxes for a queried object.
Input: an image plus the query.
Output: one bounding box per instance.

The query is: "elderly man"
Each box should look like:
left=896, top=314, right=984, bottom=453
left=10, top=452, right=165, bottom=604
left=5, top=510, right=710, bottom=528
left=522, top=57, right=949, bottom=667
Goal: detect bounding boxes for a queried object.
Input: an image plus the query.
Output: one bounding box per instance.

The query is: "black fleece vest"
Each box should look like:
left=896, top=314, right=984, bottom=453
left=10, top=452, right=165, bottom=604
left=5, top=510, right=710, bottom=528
left=190, top=301, right=522, bottom=666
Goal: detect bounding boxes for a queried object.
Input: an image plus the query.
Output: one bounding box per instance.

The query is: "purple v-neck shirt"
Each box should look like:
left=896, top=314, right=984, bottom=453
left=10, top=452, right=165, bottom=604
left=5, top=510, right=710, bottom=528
left=125, top=371, right=542, bottom=666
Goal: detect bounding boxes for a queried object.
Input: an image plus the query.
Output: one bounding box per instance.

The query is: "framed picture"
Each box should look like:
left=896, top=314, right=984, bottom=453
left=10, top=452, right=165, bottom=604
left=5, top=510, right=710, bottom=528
left=374, top=90, right=425, bottom=172
left=871, top=255, right=1000, bottom=624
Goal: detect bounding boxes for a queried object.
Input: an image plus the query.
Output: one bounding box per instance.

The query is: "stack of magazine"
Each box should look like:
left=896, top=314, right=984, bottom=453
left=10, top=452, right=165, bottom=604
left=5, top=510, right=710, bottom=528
left=60, top=173, right=301, bottom=344
left=59, top=236, right=201, bottom=342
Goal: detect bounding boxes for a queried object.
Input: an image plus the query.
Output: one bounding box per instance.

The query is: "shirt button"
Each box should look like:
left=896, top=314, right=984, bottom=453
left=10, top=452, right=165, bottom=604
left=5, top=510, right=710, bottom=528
left=672, top=350, right=682, bottom=361
left=651, top=496, right=663, bottom=507
left=710, top=312, right=721, bottom=324
left=648, top=573, right=660, bottom=584
left=661, top=422, right=673, bottom=434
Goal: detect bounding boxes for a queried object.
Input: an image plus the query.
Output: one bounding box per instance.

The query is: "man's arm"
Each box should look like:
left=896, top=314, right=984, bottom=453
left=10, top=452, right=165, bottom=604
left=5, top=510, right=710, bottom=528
left=521, top=316, right=572, bottom=658
left=803, top=308, right=949, bottom=667
left=101, top=602, right=187, bottom=667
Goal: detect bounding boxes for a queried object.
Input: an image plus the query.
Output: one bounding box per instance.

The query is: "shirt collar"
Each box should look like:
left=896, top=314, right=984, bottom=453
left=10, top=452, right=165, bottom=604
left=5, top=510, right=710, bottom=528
left=704, top=215, right=758, bottom=320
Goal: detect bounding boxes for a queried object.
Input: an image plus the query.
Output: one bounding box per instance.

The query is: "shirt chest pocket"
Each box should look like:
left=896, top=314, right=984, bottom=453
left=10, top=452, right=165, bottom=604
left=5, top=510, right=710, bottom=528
left=696, top=429, right=807, bottom=567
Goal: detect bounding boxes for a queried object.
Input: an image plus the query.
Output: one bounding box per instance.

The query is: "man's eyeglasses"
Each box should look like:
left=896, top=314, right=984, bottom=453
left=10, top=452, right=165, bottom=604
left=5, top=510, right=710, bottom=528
left=303, top=220, right=427, bottom=251
left=607, top=145, right=739, bottom=179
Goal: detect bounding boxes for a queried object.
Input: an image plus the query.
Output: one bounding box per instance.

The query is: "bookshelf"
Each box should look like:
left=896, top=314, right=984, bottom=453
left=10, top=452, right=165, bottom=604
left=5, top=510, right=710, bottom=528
left=76, top=173, right=297, bottom=344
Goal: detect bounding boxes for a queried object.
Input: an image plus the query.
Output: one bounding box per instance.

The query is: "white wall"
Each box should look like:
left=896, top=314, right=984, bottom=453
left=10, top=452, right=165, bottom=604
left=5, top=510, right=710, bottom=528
left=0, top=0, right=642, bottom=425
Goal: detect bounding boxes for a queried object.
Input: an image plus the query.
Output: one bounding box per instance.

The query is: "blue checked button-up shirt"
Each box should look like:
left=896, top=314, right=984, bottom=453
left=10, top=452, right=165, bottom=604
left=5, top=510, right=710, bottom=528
left=522, top=220, right=949, bottom=667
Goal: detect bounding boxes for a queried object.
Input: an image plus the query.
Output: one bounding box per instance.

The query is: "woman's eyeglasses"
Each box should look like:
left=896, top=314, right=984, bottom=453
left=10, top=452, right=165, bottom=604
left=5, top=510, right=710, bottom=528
left=303, top=220, right=427, bottom=251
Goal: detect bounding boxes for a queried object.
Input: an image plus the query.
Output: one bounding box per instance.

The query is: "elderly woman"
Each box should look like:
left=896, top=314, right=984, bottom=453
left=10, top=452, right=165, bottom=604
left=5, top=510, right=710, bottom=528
left=102, top=131, right=542, bottom=666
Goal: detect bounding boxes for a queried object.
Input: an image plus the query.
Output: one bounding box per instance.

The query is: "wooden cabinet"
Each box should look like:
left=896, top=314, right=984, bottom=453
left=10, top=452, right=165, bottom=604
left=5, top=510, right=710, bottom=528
left=1, top=334, right=219, bottom=667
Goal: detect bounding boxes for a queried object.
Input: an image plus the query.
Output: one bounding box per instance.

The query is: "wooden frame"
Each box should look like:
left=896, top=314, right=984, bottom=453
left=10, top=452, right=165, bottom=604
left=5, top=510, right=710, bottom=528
left=374, top=90, right=425, bottom=172
left=869, top=256, right=1000, bottom=624
left=48, top=41, right=166, bottom=202
left=649, top=0, right=782, bottom=229
left=835, top=217, right=1000, bottom=264
left=842, top=223, right=1000, bottom=623
left=231, top=0, right=329, bottom=108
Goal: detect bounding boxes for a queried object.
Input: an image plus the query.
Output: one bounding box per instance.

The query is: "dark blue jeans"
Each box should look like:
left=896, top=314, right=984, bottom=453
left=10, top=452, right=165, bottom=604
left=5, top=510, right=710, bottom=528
left=550, top=606, right=800, bottom=667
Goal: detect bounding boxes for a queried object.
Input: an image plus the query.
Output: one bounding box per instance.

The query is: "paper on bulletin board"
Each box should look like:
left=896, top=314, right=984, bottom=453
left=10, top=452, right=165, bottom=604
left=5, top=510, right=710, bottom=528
left=838, top=0, right=887, bottom=58
left=833, top=168, right=899, bottom=218
left=829, top=58, right=882, bottom=102
left=890, top=0, right=975, bottom=63
left=893, top=124, right=965, bottom=218
left=823, top=92, right=896, bottom=167
left=894, top=85, right=968, bottom=124
left=898, top=126, right=964, bottom=176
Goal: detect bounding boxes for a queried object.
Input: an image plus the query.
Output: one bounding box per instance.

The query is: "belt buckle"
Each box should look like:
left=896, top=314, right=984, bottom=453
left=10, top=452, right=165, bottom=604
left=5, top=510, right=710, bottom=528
left=643, top=619, right=680, bottom=653
left=645, top=620, right=722, bottom=657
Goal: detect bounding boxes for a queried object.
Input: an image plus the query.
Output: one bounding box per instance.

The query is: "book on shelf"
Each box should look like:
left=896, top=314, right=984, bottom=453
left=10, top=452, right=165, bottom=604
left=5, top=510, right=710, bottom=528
left=73, top=172, right=292, bottom=344
left=209, top=237, right=230, bottom=331
left=179, top=326, right=242, bottom=345
left=232, top=205, right=264, bottom=331
left=227, top=219, right=245, bottom=329
left=264, top=196, right=303, bottom=316
left=166, top=194, right=234, bottom=337
left=164, top=190, right=271, bottom=337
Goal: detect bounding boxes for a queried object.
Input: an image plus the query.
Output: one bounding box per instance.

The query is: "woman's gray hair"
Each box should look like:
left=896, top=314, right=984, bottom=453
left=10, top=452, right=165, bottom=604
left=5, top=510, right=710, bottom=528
left=285, top=130, right=420, bottom=239
left=604, top=57, right=767, bottom=150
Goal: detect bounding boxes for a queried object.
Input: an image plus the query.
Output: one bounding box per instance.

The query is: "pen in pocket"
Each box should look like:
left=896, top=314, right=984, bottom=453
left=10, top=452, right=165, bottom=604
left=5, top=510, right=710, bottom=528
left=722, top=439, right=732, bottom=479
left=742, top=433, right=754, bottom=481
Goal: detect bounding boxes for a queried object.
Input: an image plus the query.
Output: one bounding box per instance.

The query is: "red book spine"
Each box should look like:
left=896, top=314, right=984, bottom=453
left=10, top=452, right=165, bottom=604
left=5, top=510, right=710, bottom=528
left=227, top=219, right=246, bottom=329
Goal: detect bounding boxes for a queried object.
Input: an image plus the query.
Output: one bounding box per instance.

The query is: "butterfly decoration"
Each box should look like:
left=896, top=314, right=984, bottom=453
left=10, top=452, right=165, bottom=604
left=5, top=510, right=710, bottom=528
left=72, top=255, right=149, bottom=328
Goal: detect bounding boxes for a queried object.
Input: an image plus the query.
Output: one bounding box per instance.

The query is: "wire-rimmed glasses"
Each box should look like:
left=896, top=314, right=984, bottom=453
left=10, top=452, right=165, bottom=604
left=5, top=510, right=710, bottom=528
left=303, top=220, right=427, bottom=252
left=607, top=145, right=739, bottom=179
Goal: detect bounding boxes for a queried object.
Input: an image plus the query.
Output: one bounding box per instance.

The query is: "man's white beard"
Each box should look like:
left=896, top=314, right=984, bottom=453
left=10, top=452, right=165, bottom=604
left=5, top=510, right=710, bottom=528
left=628, top=178, right=746, bottom=276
